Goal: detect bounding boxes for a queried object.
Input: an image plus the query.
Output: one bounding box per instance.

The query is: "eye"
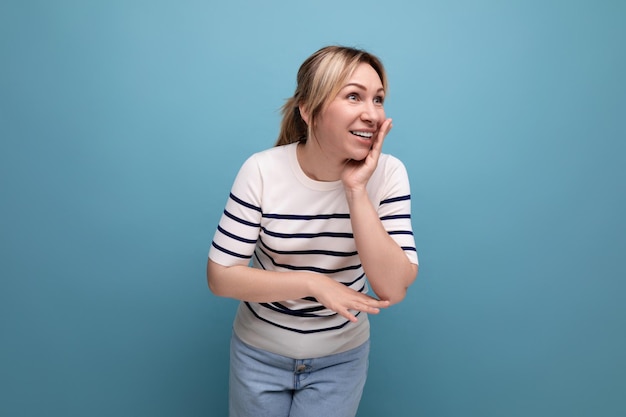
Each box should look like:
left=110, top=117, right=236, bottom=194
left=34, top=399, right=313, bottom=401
left=347, top=93, right=359, bottom=101
left=374, top=95, right=385, bottom=105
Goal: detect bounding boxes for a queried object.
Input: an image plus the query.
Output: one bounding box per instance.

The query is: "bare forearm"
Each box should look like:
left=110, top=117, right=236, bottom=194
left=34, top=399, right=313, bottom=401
left=346, top=189, right=417, bottom=304
left=207, top=260, right=316, bottom=302
left=207, top=259, right=391, bottom=322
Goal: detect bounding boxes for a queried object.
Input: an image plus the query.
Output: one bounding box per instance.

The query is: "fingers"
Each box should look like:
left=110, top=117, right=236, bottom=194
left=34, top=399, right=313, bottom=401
left=373, top=118, right=393, bottom=153
left=362, top=298, right=391, bottom=314
left=340, top=310, right=359, bottom=323
left=314, top=276, right=390, bottom=322
left=366, top=118, right=392, bottom=167
left=337, top=296, right=390, bottom=322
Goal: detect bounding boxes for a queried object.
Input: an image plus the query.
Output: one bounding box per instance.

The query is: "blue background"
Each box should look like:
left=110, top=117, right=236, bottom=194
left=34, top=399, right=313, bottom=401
left=1, top=1, right=624, bottom=416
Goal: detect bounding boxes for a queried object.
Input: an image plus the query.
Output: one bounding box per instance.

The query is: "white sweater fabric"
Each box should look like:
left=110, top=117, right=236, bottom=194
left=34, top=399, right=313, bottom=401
left=209, top=142, right=418, bottom=359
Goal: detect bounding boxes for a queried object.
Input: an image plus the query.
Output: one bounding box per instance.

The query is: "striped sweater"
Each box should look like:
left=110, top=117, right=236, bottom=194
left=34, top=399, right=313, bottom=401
left=209, top=142, right=418, bottom=359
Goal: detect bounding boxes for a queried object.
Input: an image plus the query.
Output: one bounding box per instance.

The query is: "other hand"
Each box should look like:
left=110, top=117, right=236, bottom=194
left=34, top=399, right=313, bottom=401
left=312, top=275, right=390, bottom=322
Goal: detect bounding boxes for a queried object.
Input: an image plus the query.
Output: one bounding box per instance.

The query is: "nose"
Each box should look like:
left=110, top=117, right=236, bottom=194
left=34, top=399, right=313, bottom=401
left=361, top=102, right=383, bottom=126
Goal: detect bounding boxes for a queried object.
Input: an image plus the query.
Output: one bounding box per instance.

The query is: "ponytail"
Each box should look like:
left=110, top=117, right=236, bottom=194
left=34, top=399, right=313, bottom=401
left=275, top=96, right=308, bottom=146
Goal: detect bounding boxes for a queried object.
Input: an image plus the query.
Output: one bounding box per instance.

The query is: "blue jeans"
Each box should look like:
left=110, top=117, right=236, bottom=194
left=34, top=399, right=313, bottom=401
left=229, top=332, right=370, bottom=417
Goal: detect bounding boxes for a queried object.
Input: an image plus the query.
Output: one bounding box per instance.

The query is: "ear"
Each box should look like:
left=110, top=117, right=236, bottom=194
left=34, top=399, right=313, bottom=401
left=298, top=104, right=310, bottom=125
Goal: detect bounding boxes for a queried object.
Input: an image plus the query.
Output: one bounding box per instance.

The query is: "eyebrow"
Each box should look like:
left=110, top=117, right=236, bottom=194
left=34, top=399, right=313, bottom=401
left=343, top=82, right=385, bottom=93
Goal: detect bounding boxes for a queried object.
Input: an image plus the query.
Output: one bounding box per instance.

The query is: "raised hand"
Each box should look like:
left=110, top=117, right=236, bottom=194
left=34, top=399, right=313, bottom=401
left=341, top=118, right=393, bottom=192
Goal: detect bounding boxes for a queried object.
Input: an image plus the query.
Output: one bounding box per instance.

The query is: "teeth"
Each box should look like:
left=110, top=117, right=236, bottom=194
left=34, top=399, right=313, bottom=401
left=351, top=131, right=373, bottom=138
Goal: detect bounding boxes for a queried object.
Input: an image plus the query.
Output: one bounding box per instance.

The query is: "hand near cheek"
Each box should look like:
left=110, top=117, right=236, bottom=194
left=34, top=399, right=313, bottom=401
left=341, top=118, right=393, bottom=191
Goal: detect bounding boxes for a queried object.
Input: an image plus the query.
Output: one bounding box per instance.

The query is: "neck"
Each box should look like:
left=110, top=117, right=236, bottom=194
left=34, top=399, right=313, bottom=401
left=297, top=140, right=345, bottom=182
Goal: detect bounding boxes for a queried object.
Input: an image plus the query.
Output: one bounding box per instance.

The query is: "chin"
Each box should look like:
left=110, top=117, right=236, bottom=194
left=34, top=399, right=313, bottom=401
left=350, top=148, right=371, bottom=162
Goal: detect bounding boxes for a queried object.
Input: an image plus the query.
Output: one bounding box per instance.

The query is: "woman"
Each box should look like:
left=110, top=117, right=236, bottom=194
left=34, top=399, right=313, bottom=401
left=207, top=45, right=418, bottom=417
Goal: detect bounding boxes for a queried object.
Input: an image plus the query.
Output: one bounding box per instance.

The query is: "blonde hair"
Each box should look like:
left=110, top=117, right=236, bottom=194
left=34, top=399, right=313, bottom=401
left=275, top=46, right=388, bottom=146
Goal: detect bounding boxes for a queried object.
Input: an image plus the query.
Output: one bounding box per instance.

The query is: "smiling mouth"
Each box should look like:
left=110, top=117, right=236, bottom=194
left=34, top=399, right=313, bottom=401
left=350, top=131, right=374, bottom=139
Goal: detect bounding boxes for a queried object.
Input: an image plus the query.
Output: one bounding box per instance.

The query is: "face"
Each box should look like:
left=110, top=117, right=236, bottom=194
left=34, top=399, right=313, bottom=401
left=309, top=63, right=386, bottom=162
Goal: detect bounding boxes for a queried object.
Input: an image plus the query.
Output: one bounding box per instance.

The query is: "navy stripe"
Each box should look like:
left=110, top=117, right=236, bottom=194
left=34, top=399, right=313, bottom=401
left=218, top=225, right=257, bottom=244
left=259, top=237, right=357, bottom=257
left=224, top=209, right=261, bottom=228
left=302, top=274, right=366, bottom=290
left=380, top=214, right=411, bottom=221
left=345, top=272, right=366, bottom=287
left=380, top=194, right=410, bottom=205
left=253, top=250, right=266, bottom=269
left=230, top=192, right=261, bottom=212
left=272, top=301, right=328, bottom=314
left=258, top=247, right=361, bottom=274
left=211, top=241, right=251, bottom=259
left=300, top=274, right=365, bottom=301
left=262, top=227, right=353, bottom=239
left=254, top=250, right=369, bottom=285
left=244, top=302, right=360, bottom=334
left=263, top=213, right=350, bottom=220
left=388, top=230, right=414, bottom=236
left=402, top=246, right=417, bottom=252
left=259, top=302, right=328, bottom=317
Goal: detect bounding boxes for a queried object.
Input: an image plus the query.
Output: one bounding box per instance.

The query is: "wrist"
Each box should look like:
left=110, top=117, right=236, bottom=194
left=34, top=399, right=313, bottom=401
left=303, top=273, right=322, bottom=298
left=344, top=186, right=368, bottom=203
